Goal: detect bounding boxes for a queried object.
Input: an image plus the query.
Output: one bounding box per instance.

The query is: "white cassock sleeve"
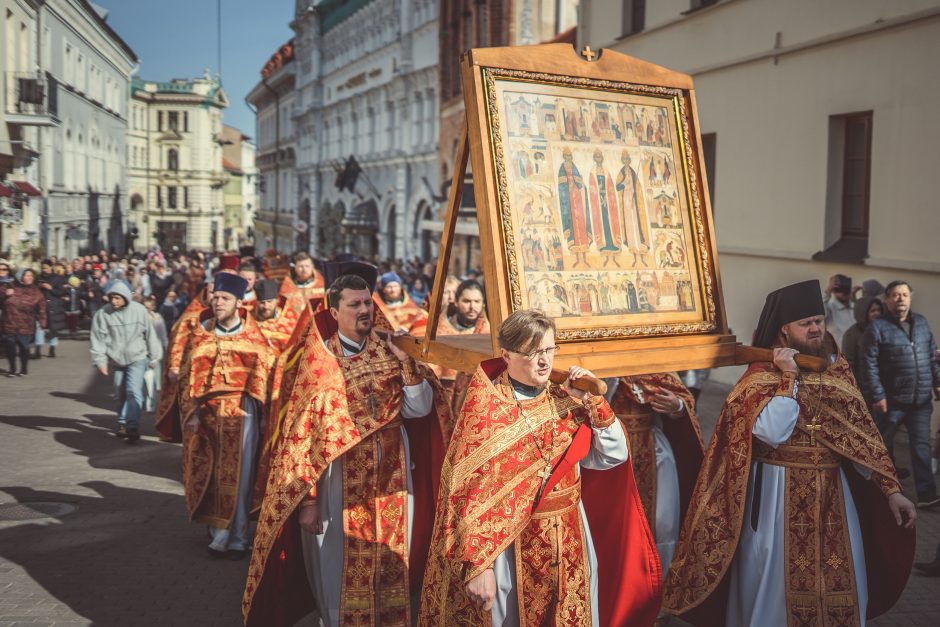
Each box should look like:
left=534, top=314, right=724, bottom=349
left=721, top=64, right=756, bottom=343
left=580, top=418, right=630, bottom=470
left=751, top=396, right=799, bottom=447
left=401, top=379, right=433, bottom=418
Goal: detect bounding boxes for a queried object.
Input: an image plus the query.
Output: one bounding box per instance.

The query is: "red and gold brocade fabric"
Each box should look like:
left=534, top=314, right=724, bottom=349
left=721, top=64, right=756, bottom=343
left=278, top=272, right=325, bottom=303
left=373, top=291, right=428, bottom=336
left=155, top=294, right=209, bottom=442
left=177, top=313, right=276, bottom=526
left=242, top=319, right=451, bottom=627
left=251, top=304, right=394, bottom=511
left=663, top=356, right=914, bottom=627
left=253, top=295, right=302, bottom=354
left=419, top=359, right=662, bottom=627
left=610, top=373, right=704, bottom=533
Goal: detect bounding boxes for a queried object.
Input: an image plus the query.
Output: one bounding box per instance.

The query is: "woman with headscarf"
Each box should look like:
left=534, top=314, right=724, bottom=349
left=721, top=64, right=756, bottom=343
left=0, top=269, right=47, bottom=376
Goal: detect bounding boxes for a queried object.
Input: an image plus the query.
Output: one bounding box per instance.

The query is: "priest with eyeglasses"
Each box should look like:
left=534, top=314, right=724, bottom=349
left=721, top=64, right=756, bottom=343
left=420, top=308, right=662, bottom=626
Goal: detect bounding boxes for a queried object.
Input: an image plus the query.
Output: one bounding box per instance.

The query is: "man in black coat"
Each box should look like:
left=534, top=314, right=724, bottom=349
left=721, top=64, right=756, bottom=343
left=860, top=279, right=940, bottom=508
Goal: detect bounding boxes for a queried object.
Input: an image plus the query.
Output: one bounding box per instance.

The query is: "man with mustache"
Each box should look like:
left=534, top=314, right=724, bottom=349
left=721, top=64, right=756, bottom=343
left=432, top=279, right=490, bottom=408
left=243, top=270, right=450, bottom=627
left=279, top=251, right=325, bottom=302
left=664, top=280, right=916, bottom=627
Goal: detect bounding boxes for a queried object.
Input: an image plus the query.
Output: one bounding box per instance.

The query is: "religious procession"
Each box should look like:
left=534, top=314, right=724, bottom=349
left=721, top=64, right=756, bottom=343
left=2, top=2, right=940, bottom=627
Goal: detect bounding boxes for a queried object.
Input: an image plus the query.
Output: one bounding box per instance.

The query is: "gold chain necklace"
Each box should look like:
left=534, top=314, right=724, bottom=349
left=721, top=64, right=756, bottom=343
left=515, top=397, right=558, bottom=497
left=802, top=371, right=825, bottom=446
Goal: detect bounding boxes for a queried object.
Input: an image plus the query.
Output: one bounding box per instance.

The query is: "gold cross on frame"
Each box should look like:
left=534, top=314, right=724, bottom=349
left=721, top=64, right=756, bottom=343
left=805, top=416, right=823, bottom=445
left=581, top=46, right=597, bottom=61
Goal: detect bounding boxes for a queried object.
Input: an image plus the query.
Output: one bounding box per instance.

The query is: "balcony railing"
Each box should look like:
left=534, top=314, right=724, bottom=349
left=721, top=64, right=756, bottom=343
left=4, top=71, right=58, bottom=126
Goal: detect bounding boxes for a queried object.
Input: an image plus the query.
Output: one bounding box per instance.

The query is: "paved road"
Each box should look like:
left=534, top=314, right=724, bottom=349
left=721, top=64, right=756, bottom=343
left=0, top=337, right=937, bottom=626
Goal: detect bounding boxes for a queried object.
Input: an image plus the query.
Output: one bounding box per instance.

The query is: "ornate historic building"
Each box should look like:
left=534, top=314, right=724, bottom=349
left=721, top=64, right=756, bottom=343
left=127, top=72, right=229, bottom=251
left=246, top=39, right=297, bottom=255
left=437, top=0, right=578, bottom=274
left=221, top=124, right=258, bottom=250
left=1, top=0, right=136, bottom=261
left=290, top=0, right=439, bottom=259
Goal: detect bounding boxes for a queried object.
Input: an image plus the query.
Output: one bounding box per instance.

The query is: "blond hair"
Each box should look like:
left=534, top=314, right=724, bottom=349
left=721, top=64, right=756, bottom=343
left=497, top=309, right=556, bottom=353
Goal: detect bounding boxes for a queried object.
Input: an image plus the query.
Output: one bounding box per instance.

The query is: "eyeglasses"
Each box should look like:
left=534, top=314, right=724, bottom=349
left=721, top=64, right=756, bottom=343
left=510, top=345, right=560, bottom=361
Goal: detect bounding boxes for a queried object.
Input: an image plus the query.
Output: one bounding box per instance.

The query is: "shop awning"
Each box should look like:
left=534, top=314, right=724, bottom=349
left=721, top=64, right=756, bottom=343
left=0, top=184, right=12, bottom=197
left=12, top=181, right=42, bottom=196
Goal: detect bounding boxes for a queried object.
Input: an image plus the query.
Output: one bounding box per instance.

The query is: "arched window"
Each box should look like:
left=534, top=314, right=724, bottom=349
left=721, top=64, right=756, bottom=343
left=167, top=148, right=178, bottom=171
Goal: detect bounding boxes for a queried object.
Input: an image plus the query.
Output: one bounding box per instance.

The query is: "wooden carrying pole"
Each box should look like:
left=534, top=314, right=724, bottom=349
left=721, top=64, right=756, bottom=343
left=735, top=344, right=828, bottom=373
left=390, top=334, right=607, bottom=395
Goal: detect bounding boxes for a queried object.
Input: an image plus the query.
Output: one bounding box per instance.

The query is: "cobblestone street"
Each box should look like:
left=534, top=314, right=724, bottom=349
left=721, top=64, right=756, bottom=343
left=0, top=337, right=937, bottom=626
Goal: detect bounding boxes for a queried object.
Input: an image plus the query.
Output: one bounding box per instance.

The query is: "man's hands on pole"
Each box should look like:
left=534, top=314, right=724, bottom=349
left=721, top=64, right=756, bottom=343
left=465, top=567, right=497, bottom=611
left=564, top=365, right=594, bottom=401
left=772, top=347, right=800, bottom=375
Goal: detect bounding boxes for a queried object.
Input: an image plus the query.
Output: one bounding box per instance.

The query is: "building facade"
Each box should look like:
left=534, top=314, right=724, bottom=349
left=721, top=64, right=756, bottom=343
left=580, top=0, right=940, bottom=382
left=246, top=40, right=296, bottom=255
left=437, top=0, right=579, bottom=274
left=289, top=0, right=440, bottom=260
left=127, top=72, right=229, bottom=252
left=221, top=124, right=258, bottom=250
left=1, top=0, right=44, bottom=260
left=1, top=0, right=136, bottom=262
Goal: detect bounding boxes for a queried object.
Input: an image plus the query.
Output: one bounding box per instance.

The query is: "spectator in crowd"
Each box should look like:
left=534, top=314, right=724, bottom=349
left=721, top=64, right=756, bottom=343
left=409, top=276, right=429, bottom=305
left=149, top=259, right=174, bottom=305
left=0, top=260, right=12, bottom=288
left=824, top=273, right=855, bottom=346
left=36, top=260, right=68, bottom=358
left=842, top=296, right=884, bottom=385
left=142, top=295, right=168, bottom=413
left=1, top=268, right=46, bottom=377
left=65, top=275, right=83, bottom=335
left=860, top=280, right=940, bottom=508
left=238, top=261, right=258, bottom=304
left=159, top=288, right=182, bottom=331
left=89, top=280, right=163, bottom=443
left=84, top=264, right=107, bottom=319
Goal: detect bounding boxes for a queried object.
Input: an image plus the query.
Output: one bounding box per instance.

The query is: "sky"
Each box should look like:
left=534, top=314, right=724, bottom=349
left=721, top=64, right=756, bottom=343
left=95, top=0, right=295, bottom=136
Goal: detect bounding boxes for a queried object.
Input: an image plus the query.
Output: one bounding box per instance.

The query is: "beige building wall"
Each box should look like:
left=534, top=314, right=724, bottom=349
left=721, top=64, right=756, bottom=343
left=128, top=74, right=229, bottom=252
left=581, top=0, right=940, bottom=383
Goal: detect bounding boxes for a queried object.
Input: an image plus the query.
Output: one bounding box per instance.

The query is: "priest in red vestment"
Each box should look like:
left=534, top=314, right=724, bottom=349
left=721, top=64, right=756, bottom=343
left=251, top=279, right=301, bottom=354
left=242, top=271, right=450, bottom=627
left=664, top=280, right=917, bottom=627
left=420, top=309, right=662, bottom=627
left=160, top=272, right=276, bottom=559
left=432, top=278, right=490, bottom=408
left=373, top=271, right=428, bottom=336
left=278, top=251, right=324, bottom=302
left=606, top=372, right=704, bottom=580
left=154, top=282, right=212, bottom=442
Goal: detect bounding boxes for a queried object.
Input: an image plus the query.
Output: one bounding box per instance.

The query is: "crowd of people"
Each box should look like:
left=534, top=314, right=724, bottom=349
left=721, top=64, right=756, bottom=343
left=1, top=245, right=939, bottom=625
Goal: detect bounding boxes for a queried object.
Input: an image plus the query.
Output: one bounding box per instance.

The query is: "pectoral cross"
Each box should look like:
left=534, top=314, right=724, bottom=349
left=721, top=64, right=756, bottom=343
left=805, top=416, right=822, bottom=445
left=534, top=464, right=553, bottom=503
left=537, top=464, right=553, bottom=483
